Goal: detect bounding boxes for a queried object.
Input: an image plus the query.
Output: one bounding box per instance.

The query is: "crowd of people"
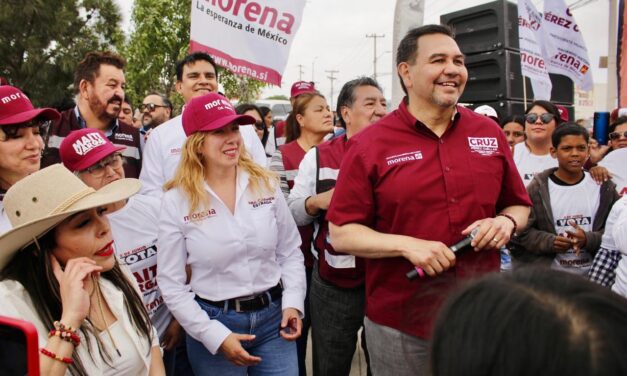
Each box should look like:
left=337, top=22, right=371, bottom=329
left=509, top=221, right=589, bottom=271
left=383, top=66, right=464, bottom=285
left=0, top=23, right=627, bottom=376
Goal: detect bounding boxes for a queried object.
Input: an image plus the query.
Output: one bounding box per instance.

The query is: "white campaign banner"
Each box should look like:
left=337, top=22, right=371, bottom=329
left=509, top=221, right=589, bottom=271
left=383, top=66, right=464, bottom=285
left=190, top=0, right=306, bottom=86
left=518, top=0, right=553, bottom=100
left=542, top=0, right=593, bottom=91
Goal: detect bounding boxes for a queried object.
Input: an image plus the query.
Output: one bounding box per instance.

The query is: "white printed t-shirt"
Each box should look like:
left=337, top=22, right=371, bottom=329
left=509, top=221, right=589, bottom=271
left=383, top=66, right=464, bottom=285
left=107, top=194, right=172, bottom=339
left=549, top=173, right=600, bottom=275
left=599, top=147, right=627, bottom=196
left=513, top=143, right=558, bottom=187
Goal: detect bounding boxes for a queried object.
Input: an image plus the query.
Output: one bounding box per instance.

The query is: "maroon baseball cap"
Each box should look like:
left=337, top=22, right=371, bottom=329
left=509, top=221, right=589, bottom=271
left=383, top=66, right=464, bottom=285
left=182, top=92, right=255, bottom=137
left=290, top=81, right=316, bottom=98
left=555, top=104, right=569, bottom=122
left=0, top=85, right=60, bottom=126
left=59, top=128, right=125, bottom=172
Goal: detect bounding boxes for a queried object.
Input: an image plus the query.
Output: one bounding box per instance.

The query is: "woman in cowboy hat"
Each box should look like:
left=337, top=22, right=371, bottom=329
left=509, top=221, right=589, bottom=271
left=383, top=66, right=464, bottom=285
left=0, top=85, right=61, bottom=233
left=0, top=165, right=165, bottom=375
left=59, top=128, right=190, bottom=374
left=157, top=92, right=306, bottom=375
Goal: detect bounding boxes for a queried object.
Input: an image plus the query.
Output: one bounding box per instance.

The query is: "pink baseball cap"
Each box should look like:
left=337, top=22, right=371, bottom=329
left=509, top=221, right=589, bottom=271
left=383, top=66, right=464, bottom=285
left=182, top=92, right=255, bottom=137
left=59, top=128, right=125, bottom=172
left=555, top=104, right=569, bottom=122
left=0, top=85, right=60, bottom=126
left=290, top=81, right=316, bottom=98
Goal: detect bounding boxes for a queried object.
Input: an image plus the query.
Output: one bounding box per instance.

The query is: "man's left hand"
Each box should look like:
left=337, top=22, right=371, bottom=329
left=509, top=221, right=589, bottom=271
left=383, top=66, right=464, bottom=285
left=279, top=308, right=302, bottom=341
left=462, top=216, right=515, bottom=251
left=161, top=318, right=184, bottom=351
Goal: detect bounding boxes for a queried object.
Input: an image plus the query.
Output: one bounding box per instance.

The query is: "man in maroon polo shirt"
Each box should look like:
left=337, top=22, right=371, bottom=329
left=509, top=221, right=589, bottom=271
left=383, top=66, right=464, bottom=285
left=327, top=25, right=531, bottom=375
left=42, top=51, right=142, bottom=178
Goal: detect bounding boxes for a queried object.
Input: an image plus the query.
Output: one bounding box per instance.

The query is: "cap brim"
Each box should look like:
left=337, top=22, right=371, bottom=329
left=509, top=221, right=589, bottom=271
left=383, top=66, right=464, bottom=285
left=0, top=108, right=61, bottom=126
left=70, top=144, right=126, bottom=172
left=196, top=114, right=257, bottom=133
left=0, top=178, right=141, bottom=271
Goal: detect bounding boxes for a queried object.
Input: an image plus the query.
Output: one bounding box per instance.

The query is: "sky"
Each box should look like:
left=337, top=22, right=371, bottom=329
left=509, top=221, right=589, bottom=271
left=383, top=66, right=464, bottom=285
left=114, top=0, right=611, bottom=102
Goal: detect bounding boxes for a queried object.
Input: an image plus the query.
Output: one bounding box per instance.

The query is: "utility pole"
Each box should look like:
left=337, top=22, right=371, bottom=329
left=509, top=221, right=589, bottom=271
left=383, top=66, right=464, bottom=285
left=366, top=33, right=385, bottom=81
left=297, top=64, right=305, bottom=81
left=325, top=70, right=339, bottom=108
left=607, top=0, right=618, bottom=108
left=311, top=56, right=318, bottom=84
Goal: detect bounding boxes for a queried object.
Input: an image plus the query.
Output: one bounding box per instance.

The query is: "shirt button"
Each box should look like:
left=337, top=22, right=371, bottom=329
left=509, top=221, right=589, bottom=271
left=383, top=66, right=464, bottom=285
left=450, top=198, right=457, bottom=203
left=445, top=166, right=451, bottom=172
left=440, top=139, right=444, bottom=144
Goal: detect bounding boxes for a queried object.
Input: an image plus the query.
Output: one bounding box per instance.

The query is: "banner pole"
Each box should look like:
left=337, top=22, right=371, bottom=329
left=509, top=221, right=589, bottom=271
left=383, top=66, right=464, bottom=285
left=523, top=75, right=528, bottom=110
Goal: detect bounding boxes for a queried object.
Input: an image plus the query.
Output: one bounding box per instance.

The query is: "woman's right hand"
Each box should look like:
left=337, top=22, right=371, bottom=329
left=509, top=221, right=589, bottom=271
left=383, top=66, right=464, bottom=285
left=219, top=333, right=262, bottom=366
left=51, top=256, right=103, bottom=328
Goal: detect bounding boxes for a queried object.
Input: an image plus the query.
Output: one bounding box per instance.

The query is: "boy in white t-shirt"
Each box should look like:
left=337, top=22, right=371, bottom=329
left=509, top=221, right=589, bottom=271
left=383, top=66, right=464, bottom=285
left=511, top=124, right=620, bottom=275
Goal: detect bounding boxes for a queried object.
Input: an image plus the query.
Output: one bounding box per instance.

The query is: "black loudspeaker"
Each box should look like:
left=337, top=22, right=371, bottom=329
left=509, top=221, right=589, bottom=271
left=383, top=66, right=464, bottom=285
left=441, top=0, right=519, bottom=55
left=469, top=101, right=575, bottom=121
left=461, top=49, right=574, bottom=104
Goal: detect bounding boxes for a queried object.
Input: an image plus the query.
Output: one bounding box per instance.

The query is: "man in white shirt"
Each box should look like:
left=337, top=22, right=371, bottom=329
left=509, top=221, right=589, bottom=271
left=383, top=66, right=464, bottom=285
left=140, top=52, right=266, bottom=198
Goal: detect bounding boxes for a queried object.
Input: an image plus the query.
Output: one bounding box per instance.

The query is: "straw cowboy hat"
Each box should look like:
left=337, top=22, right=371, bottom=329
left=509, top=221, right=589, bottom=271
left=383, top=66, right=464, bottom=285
left=0, top=164, right=140, bottom=270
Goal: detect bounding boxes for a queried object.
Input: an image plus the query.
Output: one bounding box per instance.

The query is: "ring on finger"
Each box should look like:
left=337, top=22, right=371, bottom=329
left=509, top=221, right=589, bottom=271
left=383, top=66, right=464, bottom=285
left=492, top=238, right=499, bottom=243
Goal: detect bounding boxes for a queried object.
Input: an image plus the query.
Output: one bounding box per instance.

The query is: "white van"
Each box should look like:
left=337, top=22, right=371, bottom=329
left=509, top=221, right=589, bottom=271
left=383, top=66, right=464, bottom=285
left=255, top=99, right=292, bottom=122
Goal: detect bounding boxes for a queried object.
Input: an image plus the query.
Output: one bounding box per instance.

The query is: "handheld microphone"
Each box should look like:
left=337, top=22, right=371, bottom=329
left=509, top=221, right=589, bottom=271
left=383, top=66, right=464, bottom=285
left=406, top=228, right=479, bottom=280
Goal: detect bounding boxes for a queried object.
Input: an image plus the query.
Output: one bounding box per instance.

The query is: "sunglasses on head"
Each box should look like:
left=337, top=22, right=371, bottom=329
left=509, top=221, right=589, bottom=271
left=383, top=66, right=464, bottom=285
left=525, top=113, right=555, bottom=124
left=139, top=103, right=168, bottom=112
left=609, top=131, right=627, bottom=141
left=254, top=121, right=265, bottom=130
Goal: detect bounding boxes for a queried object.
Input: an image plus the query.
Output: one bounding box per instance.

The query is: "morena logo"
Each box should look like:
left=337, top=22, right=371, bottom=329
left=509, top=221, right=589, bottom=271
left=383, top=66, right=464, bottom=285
left=204, top=0, right=295, bottom=34
left=184, top=208, right=217, bottom=223
left=204, top=98, right=232, bottom=111
left=1, top=91, right=27, bottom=105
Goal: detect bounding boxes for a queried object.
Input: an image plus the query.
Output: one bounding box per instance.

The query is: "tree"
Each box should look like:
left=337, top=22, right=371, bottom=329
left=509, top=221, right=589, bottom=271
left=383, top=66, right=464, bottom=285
left=265, top=95, right=289, bottom=100
left=123, top=0, right=266, bottom=113
left=0, top=0, right=124, bottom=107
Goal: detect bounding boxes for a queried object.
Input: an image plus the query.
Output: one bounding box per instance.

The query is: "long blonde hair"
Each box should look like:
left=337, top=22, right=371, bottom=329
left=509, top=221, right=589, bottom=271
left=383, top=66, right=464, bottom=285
left=164, top=130, right=277, bottom=215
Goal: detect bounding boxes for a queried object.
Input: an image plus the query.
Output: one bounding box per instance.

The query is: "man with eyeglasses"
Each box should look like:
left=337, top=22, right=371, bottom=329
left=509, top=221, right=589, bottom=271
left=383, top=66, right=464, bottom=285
left=139, top=92, right=173, bottom=148
left=42, top=51, right=143, bottom=179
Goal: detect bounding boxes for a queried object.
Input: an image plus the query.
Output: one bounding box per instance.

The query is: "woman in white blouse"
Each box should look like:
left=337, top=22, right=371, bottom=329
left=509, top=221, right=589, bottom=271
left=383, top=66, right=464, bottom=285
left=157, top=92, right=306, bottom=375
left=0, top=165, right=164, bottom=375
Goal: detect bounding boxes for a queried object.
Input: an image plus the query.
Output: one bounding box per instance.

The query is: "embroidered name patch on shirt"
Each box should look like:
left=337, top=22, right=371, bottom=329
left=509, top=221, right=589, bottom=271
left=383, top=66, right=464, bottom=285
left=184, top=208, right=217, bottom=223
left=169, top=147, right=182, bottom=155
left=248, top=197, right=275, bottom=209
left=468, top=137, right=499, bottom=156
left=114, top=133, right=134, bottom=142
left=385, top=150, right=423, bottom=166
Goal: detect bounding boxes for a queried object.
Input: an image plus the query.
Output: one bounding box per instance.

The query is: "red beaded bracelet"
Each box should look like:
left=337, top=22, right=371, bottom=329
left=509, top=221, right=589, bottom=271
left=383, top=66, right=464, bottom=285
left=48, top=329, right=80, bottom=347
left=497, top=213, right=518, bottom=236
left=40, top=348, right=74, bottom=364
left=53, top=321, right=75, bottom=332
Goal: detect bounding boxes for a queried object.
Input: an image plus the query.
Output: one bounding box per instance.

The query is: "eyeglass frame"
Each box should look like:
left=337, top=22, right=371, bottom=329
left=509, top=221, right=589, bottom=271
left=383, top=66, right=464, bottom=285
left=77, top=153, right=124, bottom=177
left=525, top=113, right=555, bottom=125
left=253, top=121, right=265, bottom=131
left=609, top=131, right=627, bottom=141
left=139, top=103, right=169, bottom=112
